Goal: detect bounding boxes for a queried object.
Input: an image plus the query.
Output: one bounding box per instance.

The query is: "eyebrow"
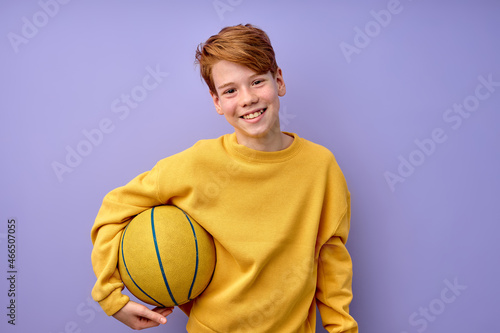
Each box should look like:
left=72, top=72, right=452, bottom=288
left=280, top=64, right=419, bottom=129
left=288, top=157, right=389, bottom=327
left=217, top=82, right=234, bottom=91
left=216, top=73, right=263, bottom=91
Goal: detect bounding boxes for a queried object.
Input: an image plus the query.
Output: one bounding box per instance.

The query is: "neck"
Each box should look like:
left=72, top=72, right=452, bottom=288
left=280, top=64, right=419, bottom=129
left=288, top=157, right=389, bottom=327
left=235, top=131, right=293, bottom=152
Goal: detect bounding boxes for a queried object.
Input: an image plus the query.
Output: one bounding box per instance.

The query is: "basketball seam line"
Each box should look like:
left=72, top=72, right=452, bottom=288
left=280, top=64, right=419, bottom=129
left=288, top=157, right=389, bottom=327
left=151, top=207, right=179, bottom=306
left=121, top=222, right=167, bottom=307
left=175, top=206, right=200, bottom=301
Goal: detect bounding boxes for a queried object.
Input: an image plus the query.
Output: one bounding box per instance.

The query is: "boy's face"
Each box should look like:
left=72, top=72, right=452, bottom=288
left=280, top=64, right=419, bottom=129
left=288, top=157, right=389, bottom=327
left=210, top=60, right=286, bottom=149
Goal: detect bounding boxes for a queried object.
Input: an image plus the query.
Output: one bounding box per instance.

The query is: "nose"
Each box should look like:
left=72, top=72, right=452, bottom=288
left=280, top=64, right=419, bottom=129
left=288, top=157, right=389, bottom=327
left=238, top=87, right=258, bottom=108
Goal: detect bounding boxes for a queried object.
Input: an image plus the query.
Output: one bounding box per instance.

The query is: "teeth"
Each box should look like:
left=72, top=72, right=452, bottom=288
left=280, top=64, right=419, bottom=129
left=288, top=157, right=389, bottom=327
left=242, top=109, right=264, bottom=119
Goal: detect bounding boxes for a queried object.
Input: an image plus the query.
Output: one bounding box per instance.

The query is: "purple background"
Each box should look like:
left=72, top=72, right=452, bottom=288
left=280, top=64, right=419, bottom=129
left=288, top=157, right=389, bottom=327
left=1, top=1, right=499, bottom=332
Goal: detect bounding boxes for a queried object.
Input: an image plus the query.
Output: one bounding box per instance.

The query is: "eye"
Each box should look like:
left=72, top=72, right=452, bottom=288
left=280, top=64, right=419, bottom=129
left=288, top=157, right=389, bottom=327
left=252, top=79, right=265, bottom=86
left=223, top=88, right=236, bottom=95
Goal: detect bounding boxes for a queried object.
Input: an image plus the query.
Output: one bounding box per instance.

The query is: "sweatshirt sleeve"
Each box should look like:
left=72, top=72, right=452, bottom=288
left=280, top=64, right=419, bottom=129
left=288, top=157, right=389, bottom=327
left=90, top=164, right=163, bottom=315
left=316, top=159, right=358, bottom=332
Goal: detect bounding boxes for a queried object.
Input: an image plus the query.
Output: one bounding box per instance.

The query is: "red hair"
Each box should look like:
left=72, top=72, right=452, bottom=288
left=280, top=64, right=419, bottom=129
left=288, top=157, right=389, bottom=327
left=195, top=24, right=279, bottom=95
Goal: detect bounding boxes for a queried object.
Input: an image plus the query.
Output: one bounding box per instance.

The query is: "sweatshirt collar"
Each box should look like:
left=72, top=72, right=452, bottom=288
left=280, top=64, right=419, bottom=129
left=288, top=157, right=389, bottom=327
left=224, top=132, right=302, bottom=163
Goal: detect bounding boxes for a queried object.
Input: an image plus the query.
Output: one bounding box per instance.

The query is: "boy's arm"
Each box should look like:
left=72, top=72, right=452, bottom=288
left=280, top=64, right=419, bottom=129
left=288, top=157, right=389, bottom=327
left=316, top=192, right=358, bottom=333
left=91, top=166, right=163, bottom=315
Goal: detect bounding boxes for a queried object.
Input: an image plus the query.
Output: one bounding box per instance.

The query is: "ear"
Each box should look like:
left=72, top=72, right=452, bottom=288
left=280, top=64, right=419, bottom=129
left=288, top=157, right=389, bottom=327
left=210, top=90, right=224, bottom=115
left=275, top=67, right=286, bottom=97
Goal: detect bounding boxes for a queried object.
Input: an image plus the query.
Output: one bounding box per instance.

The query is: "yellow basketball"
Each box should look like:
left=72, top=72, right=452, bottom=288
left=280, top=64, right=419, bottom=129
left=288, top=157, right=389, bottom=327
left=118, top=205, right=216, bottom=307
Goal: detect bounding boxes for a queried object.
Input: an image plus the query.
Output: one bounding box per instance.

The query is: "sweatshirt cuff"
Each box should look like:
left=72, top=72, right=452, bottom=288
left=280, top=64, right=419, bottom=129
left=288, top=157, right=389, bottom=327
left=98, top=289, right=130, bottom=316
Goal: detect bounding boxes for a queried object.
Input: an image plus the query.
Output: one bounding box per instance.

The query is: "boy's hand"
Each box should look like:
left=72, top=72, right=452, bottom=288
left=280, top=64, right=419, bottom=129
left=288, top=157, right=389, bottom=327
left=112, top=300, right=173, bottom=330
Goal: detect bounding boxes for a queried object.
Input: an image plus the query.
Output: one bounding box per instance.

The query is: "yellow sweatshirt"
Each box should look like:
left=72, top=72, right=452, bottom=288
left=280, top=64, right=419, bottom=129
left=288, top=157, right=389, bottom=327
left=91, top=132, right=358, bottom=333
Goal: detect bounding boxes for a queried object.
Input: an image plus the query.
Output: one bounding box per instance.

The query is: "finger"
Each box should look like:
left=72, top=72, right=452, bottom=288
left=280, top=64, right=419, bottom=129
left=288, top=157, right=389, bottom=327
left=153, top=306, right=174, bottom=314
left=156, top=309, right=173, bottom=318
left=139, top=307, right=168, bottom=325
left=134, top=319, right=161, bottom=330
left=156, top=308, right=173, bottom=322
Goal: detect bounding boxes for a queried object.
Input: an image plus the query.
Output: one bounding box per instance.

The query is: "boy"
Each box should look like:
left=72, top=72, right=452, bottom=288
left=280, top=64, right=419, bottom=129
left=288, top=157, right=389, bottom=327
left=91, top=24, right=358, bottom=332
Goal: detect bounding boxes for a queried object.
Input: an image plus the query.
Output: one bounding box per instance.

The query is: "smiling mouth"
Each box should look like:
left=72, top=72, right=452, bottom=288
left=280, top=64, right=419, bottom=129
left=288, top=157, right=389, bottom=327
left=241, top=108, right=266, bottom=120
